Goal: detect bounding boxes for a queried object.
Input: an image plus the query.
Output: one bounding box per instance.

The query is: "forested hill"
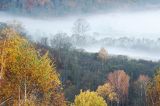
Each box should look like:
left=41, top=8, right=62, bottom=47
left=1, top=20, right=160, bottom=105
left=1, top=0, right=160, bottom=16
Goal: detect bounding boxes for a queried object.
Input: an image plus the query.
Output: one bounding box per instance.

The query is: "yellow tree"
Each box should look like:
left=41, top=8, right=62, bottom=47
left=97, top=47, right=108, bottom=71
left=96, top=83, right=118, bottom=105
left=0, top=28, right=66, bottom=106
left=74, top=90, right=107, bottom=106
left=147, top=68, right=160, bottom=106
left=97, top=47, right=108, bottom=62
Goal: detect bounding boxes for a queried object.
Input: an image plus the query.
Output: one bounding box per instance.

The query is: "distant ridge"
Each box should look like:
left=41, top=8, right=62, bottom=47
left=0, top=0, right=160, bottom=16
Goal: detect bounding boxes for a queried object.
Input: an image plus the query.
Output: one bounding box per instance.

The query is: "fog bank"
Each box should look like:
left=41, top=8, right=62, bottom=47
left=0, top=11, right=160, bottom=61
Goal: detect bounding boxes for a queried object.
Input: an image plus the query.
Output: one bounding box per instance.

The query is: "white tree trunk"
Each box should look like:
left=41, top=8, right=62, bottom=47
left=24, top=76, right=27, bottom=102
left=19, top=85, right=21, bottom=106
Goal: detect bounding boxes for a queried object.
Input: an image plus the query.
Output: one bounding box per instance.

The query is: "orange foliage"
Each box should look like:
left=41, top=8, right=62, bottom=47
left=107, top=70, right=130, bottom=103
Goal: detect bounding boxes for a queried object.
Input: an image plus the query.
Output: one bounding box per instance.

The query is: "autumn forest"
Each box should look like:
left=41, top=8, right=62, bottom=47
left=0, top=0, right=160, bottom=106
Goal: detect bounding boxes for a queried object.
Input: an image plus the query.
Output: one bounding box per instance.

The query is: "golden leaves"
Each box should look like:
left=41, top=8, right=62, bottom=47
left=146, top=68, right=160, bottom=106
left=96, top=83, right=118, bottom=102
left=0, top=28, right=65, bottom=106
left=74, top=90, right=107, bottom=106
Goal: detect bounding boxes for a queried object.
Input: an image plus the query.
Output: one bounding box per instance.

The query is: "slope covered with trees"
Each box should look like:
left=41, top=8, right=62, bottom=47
left=0, top=27, right=66, bottom=106
left=36, top=33, right=160, bottom=106
left=0, top=22, right=160, bottom=106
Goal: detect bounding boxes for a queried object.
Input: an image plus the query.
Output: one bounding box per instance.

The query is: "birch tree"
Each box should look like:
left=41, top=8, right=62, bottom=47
left=107, top=70, right=130, bottom=106
left=0, top=28, right=66, bottom=106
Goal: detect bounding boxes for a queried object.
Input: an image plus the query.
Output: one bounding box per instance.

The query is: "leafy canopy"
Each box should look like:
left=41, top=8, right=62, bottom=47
left=74, top=90, right=107, bottom=106
left=0, top=28, right=65, bottom=106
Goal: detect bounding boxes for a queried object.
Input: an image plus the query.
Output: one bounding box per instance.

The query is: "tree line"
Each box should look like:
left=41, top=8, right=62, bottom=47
left=0, top=0, right=159, bottom=16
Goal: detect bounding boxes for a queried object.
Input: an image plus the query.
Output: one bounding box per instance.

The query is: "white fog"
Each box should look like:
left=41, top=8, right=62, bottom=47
left=0, top=10, right=160, bottom=61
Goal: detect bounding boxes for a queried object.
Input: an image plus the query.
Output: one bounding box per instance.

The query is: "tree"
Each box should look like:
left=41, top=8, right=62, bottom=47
left=96, top=83, right=118, bottom=105
left=134, top=75, right=150, bottom=106
left=71, top=18, right=90, bottom=46
left=107, top=70, right=130, bottom=106
left=97, top=47, right=108, bottom=62
left=97, top=48, right=108, bottom=73
left=146, top=68, right=160, bottom=106
left=50, top=33, right=73, bottom=69
left=40, top=37, right=48, bottom=46
left=0, top=28, right=66, bottom=106
left=50, top=33, right=72, bottom=50
left=74, top=90, right=107, bottom=106
left=72, top=18, right=90, bottom=36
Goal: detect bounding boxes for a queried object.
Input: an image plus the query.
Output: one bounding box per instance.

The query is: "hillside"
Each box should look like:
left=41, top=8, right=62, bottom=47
left=1, top=1, right=160, bottom=105
left=1, top=0, right=160, bottom=16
